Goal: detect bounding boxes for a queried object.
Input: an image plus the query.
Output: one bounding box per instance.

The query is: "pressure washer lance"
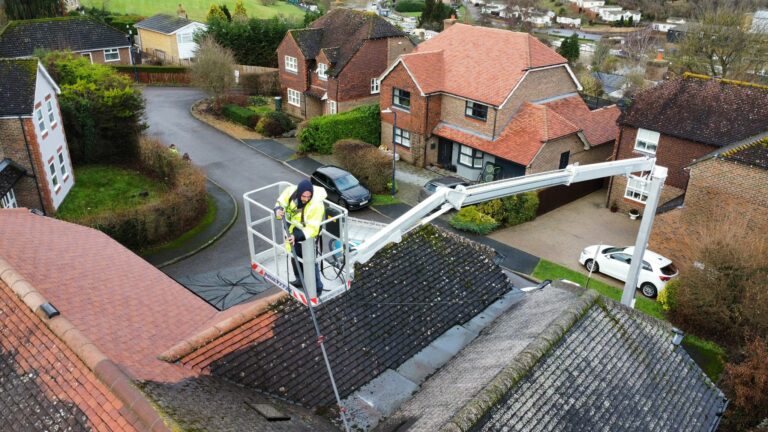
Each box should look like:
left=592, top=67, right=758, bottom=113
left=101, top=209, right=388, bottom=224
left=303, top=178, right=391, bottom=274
left=282, top=219, right=351, bottom=432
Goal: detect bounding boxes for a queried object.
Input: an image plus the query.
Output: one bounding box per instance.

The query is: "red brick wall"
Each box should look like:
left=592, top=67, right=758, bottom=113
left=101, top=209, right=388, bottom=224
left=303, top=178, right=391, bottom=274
left=380, top=62, right=429, bottom=166
left=277, top=35, right=309, bottom=118
left=0, top=118, right=53, bottom=213
left=83, top=47, right=132, bottom=65
left=496, top=67, right=578, bottom=131
left=337, top=38, right=410, bottom=103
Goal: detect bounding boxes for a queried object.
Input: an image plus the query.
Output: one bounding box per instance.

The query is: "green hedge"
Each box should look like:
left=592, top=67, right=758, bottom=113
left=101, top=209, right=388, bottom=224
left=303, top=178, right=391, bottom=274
left=475, top=192, right=539, bottom=226
left=395, top=0, right=426, bottom=12
left=112, top=65, right=189, bottom=74
left=298, top=104, right=381, bottom=154
left=223, top=104, right=258, bottom=127
left=449, top=206, right=499, bottom=235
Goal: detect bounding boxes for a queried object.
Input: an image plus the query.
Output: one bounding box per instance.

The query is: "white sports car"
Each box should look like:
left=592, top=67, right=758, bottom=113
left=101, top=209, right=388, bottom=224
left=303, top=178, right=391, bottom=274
left=578, top=245, right=678, bottom=298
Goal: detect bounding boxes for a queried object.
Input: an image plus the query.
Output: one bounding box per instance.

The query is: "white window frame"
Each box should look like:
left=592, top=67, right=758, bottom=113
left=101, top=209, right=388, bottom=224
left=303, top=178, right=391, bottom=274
left=104, top=48, right=120, bottom=62
left=46, top=100, right=56, bottom=126
left=58, top=149, right=68, bottom=179
left=459, top=145, right=484, bottom=168
left=1, top=189, right=17, bottom=209
left=287, top=88, right=301, bottom=107
left=328, top=100, right=337, bottom=114
left=81, top=52, right=93, bottom=64
left=634, top=128, right=660, bottom=155
left=35, top=108, right=46, bottom=134
left=317, top=63, right=328, bottom=81
left=393, top=126, right=411, bottom=148
left=371, top=78, right=380, bottom=94
left=624, top=174, right=650, bottom=203
left=177, top=32, right=194, bottom=44
left=285, top=55, right=298, bottom=73
left=49, top=161, right=59, bottom=191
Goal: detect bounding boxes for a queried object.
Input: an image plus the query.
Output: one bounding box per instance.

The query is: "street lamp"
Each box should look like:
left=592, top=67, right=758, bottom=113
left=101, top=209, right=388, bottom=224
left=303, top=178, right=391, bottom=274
left=381, top=107, right=397, bottom=197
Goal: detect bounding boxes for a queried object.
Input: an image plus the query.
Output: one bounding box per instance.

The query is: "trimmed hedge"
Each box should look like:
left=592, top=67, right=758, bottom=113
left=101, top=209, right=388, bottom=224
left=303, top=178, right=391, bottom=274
left=256, top=111, right=295, bottom=137
left=449, top=206, right=499, bottom=235
left=475, top=192, right=539, bottom=227
left=395, top=0, right=426, bottom=12
left=298, top=104, right=381, bottom=154
left=223, top=104, right=258, bottom=127
left=334, top=139, right=392, bottom=194
left=112, top=65, right=188, bottom=74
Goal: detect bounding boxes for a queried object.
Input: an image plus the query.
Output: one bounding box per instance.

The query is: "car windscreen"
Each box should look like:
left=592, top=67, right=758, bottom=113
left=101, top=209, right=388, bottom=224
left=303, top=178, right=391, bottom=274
left=602, top=246, right=623, bottom=254
left=335, top=174, right=360, bottom=191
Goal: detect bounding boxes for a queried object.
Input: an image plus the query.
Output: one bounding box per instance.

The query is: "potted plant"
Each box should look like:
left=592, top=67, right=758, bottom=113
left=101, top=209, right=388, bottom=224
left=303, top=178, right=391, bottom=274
left=610, top=201, right=618, bottom=213
left=628, top=208, right=640, bottom=220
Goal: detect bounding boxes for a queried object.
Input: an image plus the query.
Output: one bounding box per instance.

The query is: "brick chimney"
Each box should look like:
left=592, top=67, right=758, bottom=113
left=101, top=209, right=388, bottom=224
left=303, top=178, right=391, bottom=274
left=177, top=3, right=188, bottom=19
left=645, top=49, right=669, bottom=81
left=443, top=14, right=457, bottom=30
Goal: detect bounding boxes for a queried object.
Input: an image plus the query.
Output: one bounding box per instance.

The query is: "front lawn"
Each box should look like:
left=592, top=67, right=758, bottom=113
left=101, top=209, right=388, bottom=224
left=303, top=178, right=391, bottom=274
left=79, top=0, right=305, bottom=22
left=57, top=165, right=165, bottom=220
left=372, top=194, right=401, bottom=206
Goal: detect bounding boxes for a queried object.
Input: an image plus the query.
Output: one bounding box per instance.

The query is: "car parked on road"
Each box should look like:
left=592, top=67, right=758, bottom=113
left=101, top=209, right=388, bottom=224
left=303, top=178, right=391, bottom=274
left=578, top=245, right=678, bottom=298
left=310, top=166, right=371, bottom=211
left=418, top=176, right=471, bottom=202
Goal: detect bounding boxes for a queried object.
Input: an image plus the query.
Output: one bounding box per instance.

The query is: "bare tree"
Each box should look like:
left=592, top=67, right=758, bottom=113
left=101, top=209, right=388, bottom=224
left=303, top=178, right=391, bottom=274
left=191, top=36, right=236, bottom=110
left=623, top=25, right=655, bottom=67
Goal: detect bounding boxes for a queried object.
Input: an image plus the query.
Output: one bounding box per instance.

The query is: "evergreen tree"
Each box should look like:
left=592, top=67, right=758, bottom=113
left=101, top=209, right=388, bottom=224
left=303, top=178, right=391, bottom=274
left=627, top=16, right=634, bottom=26
left=557, top=34, right=580, bottom=63
left=206, top=4, right=227, bottom=22
left=618, top=16, right=625, bottom=27
left=233, top=0, right=248, bottom=22
left=220, top=4, right=232, bottom=21
left=5, top=0, right=62, bottom=20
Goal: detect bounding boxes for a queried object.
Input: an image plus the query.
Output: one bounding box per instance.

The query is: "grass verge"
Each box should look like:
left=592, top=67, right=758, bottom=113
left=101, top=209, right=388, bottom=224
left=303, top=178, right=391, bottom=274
left=140, top=196, right=217, bottom=257
left=682, top=335, right=727, bottom=382
left=532, top=259, right=664, bottom=319
left=57, top=165, right=164, bottom=220
left=79, top=0, right=305, bottom=22
left=372, top=194, right=401, bottom=206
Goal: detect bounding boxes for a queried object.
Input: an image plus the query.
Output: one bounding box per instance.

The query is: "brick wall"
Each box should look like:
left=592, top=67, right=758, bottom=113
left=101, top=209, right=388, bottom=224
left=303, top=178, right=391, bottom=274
left=386, top=36, right=414, bottom=65
left=496, top=66, right=578, bottom=130
left=138, top=30, right=177, bottom=59
left=440, top=95, right=497, bottom=137
left=278, top=35, right=309, bottom=118
left=528, top=135, right=587, bottom=173
left=0, top=118, right=52, bottom=212
left=337, top=38, right=412, bottom=103
left=380, top=62, right=429, bottom=166
left=337, top=95, right=379, bottom=113
left=82, top=47, right=132, bottom=65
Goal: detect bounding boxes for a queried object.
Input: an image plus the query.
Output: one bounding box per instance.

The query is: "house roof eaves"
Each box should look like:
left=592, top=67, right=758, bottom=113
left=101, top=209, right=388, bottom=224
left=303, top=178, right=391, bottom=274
left=688, top=131, right=768, bottom=168
left=379, top=57, right=427, bottom=97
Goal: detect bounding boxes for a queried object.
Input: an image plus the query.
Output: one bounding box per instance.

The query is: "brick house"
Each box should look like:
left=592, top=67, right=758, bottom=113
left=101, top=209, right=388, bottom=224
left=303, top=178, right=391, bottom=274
left=276, top=8, right=414, bottom=120
left=0, top=17, right=132, bottom=65
left=606, top=74, right=768, bottom=213
left=134, top=14, right=207, bottom=63
left=378, top=21, right=620, bottom=181
left=0, top=58, right=74, bottom=214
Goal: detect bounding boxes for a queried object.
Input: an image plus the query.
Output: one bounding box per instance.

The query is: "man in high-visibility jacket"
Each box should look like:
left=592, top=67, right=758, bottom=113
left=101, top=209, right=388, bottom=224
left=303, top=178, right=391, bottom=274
left=274, top=179, right=327, bottom=293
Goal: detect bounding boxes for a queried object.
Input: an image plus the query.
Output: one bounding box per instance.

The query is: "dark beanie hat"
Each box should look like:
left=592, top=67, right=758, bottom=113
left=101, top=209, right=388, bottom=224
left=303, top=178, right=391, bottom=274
left=294, top=179, right=314, bottom=207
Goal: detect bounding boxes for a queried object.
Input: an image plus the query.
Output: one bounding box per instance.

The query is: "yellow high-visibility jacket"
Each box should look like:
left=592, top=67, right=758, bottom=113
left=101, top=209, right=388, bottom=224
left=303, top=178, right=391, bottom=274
left=275, top=184, right=327, bottom=244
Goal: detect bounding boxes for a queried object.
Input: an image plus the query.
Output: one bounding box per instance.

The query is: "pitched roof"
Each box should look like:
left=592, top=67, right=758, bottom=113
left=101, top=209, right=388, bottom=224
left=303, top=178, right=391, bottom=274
left=0, top=278, right=140, bottom=431
left=620, top=74, right=768, bottom=146
left=0, top=58, right=38, bottom=116
left=544, top=94, right=620, bottom=146
left=0, top=158, right=26, bottom=197
left=288, top=9, right=407, bottom=77
left=720, top=137, right=768, bottom=170
left=452, top=291, right=727, bottom=432
left=134, top=14, right=200, bottom=34
left=395, top=23, right=568, bottom=106
left=434, top=102, right=582, bottom=166
left=0, top=17, right=130, bottom=58
left=172, top=225, right=510, bottom=407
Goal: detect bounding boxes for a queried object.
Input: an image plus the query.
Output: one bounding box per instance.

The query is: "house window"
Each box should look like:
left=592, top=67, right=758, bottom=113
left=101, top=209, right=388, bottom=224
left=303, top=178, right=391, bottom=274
left=558, top=150, right=570, bottom=169
left=287, top=88, right=301, bottom=107
left=177, top=33, right=194, bottom=44
left=393, top=127, right=411, bottom=148
left=465, top=101, right=488, bottom=121
left=81, top=52, right=93, bottom=63
left=35, top=108, right=46, bottom=134
left=58, top=150, right=68, bottom=179
left=285, top=55, right=298, bottom=73
left=104, top=48, right=120, bottom=62
left=634, top=128, right=660, bottom=155
left=46, top=100, right=56, bottom=125
left=624, top=174, right=650, bottom=203
left=317, top=63, right=328, bottom=80
left=49, top=161, right=59, bottom=190
left=459, top=145, right=484, bottom=168
left=393, top=88, right=410, bottom=110
left=328, top=100, right=337, bottom=114
left=371, top=78, right=380, bottom=94
left=1, top=189, right=17, bottom=209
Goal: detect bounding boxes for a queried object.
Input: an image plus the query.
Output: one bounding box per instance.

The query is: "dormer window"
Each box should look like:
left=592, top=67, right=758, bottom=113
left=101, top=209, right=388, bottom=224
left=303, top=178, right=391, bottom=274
left=317, top=63, right=328, bottom=81
left=634, top=128, right=660, bottom=155
left=465, top=101, right=488, bottom=121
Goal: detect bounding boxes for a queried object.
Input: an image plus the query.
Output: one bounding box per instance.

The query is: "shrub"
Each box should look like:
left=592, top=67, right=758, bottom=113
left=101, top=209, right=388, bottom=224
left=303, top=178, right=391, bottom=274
left=298, top=104, right=381, bottom=154
left=657, top=278, right=679, bottom=312
left=223, top=104, right=258, bottom=127
left=475, top=192, right=538, bottom=227
left=449, top=206, right=499, bottom=235
left=191, top=36, right=236, bottom=109
left=333, top=139, right=392, bottom=194
left=241, top=71, right=280, bottom=96
left=220, top=93, right=250, bottom=107
left=395, top=0, right=426, bottom=12
left=721, top=337, right=768, bottom=430
left=256, top=111, right=295, bottom=136
left=248, top=95, right=269, bottom=106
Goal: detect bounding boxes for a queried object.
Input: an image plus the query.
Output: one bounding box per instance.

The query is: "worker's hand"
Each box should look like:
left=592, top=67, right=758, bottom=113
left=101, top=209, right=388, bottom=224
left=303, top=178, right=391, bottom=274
left=287, top=235, right=295, bottom=245
left=275, top=208, right=285, bottom=219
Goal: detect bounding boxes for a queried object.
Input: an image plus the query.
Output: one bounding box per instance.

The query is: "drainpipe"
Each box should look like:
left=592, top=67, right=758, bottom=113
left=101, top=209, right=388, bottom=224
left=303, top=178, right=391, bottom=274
left=605, top=125, right=624, bottom=208
left=18, top=116, right=46, bottom=215
left=423, top=95, right=429, bottom=166
left=491, top=107, right=498, bottom=140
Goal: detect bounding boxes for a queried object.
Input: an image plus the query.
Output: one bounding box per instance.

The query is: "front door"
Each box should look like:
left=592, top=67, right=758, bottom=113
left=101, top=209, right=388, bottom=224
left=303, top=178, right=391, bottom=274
left=437, top=138, right=452, bottom=167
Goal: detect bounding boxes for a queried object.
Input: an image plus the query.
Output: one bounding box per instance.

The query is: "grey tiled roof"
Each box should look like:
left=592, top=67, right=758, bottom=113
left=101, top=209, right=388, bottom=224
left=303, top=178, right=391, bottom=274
left=0, top=58, right=38, bottom=116
left=0, top=17, right=129, bottom=58
left=178, top=225, right=510, bottom=407
left=135, top=14, right=197, bottom=34
left=470, top=298, right=727, bottom=432
left=0, top=159, right=26, bottom=197
left=722, top=138, right=768, bottom=170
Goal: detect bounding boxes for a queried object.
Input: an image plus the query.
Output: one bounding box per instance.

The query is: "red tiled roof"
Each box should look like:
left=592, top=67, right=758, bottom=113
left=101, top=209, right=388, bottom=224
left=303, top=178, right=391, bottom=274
left=434, top=102, right=581, bottom=166
left=544, top=95, right=620, bottom=146
left=0, top=278, right=139, bottom=431
left=0, top=209, right=246, bottom=382
left=399, top=23, right=567, bottom=106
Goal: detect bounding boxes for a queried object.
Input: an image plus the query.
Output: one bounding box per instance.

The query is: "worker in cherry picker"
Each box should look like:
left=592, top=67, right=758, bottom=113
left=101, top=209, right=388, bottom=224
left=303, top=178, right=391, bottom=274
left=274, top=179, right=327, bottom=294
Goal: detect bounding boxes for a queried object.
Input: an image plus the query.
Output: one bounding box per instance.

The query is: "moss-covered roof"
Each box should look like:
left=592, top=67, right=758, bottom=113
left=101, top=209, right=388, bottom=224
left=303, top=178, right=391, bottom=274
left=0, top=58, right=39, bottom=116
left=720, top=137, right=768, bottom=170
left=0, top=16, right=129, bottom=58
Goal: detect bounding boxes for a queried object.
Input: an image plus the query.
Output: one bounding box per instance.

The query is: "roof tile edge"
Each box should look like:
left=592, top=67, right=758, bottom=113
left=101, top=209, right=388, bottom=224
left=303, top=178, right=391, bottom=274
left=0, top=257, right=172, bottom=432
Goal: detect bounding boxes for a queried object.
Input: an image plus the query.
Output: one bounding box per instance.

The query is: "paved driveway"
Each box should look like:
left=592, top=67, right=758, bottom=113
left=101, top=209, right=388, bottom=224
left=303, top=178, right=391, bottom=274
left=489, top=190, right=640, bottom=282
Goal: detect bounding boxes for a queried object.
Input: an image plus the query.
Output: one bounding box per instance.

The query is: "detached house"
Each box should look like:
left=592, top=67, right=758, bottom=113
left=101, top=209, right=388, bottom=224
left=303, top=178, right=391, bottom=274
left=134, top=14, right=207, bottom=63
left=0, top=17, right=132, bottom=65
left=607, top=74, right=768, bottom=213
left=0, top=59, right=74, bottom=214
left=378, top=21, right=620, bottom=182
left=276, top=8, right=414, bottom=119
